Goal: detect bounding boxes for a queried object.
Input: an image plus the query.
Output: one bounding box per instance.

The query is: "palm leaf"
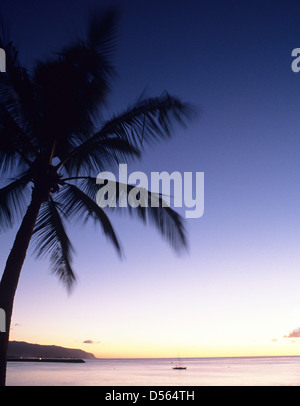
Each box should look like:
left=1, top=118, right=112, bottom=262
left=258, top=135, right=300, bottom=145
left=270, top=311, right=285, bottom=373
left=97, top=92, right=196, bottom=147
left=58, top=92, right=196, bottom=174
left=87, top=7, right=119, bottom=52
left=0, top=104, right=36, bottom=173
left=57, top=183, right=122, bottom=256
left=32, top=198, right=76, bottom=290
left=0, top=171, right=31, bottom=229
left=32, top=9, right=119, bottom=159
left=77, top=176, right=187, bottom=251
left=58, top=134, right=140, bottom=176
left=0, top=23, right=40, bottom=153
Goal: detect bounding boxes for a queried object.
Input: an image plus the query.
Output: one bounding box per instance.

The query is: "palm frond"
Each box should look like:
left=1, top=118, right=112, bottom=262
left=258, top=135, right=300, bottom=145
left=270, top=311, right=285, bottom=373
left=57, top=183, right=122, bottom=256
left=0, top=104, right=36, bottom=173
left=58, top=134, right=140, bottom=176
left=0, top=23, right=40, bottom=151
left=32, top=198, right=76, bottom=290
left=32, top=9, right=119, bottom=159
left=0, top=171, right=31, bottom=229
left=87, top=7, right=119, bottom=54
left=58, top=92, right=196, bottom=174
left=97, top=92, right=196, bottom=148
left=77, top=176, right=187, bottom=251
left=33, top=55, right=96, bottom=155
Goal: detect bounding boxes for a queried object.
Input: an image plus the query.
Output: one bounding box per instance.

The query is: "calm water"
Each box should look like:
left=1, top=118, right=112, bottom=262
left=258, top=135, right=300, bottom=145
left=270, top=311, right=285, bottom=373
left=6, top=356, right=300, bottom=386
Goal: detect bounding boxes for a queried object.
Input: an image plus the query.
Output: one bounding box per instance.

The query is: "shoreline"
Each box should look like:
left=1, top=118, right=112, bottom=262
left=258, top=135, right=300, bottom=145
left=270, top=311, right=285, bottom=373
left=7, top=357, right=85, bottom=363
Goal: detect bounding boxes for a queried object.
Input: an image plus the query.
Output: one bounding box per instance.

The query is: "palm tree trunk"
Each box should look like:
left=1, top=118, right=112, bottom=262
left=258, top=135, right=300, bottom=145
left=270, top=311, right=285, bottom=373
left=0, top=188, right=42, bottom=386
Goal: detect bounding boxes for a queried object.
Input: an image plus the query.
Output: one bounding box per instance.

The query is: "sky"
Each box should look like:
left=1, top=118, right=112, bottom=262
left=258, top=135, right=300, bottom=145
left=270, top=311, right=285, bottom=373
left=2, top=0, right=300, bottom=358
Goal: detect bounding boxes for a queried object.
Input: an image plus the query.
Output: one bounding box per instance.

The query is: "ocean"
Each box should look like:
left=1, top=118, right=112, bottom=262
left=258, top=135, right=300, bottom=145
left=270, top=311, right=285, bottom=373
left=5, top=356, right=300, bottom=386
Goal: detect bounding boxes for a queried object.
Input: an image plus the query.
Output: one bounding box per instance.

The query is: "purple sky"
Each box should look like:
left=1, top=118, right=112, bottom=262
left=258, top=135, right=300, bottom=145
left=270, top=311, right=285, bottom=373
left=1, top=0, right=300, bottom=357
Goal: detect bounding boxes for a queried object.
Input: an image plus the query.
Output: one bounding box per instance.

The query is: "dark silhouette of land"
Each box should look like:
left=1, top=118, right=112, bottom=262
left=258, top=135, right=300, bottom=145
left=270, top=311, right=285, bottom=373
left=7, top=340, right=95, bottom=360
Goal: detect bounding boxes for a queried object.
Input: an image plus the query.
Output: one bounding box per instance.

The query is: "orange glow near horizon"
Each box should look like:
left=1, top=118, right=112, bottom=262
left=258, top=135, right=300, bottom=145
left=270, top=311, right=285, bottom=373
left=9, top=321, right=300, bottom=360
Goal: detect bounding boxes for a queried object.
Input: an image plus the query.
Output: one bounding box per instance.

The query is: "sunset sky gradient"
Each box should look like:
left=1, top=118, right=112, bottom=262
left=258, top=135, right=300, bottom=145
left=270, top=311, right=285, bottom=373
left=1, top=0, right=300, bottom=358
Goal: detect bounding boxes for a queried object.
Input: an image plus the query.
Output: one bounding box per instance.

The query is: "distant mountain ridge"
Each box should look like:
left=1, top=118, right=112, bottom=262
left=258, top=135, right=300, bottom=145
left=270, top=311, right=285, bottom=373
left=8, top=341, right=95, bottom=359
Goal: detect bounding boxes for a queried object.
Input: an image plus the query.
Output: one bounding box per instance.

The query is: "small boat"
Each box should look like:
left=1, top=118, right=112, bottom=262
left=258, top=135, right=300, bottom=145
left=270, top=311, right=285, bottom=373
left=172, top=349, right=187, bottom=370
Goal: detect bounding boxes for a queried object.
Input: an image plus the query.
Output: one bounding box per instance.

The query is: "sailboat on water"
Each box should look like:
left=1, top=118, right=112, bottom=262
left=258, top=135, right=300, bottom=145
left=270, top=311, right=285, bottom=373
left=173, top=364, right=187, bottom=370
left=172, top=348, right=187, bottom=370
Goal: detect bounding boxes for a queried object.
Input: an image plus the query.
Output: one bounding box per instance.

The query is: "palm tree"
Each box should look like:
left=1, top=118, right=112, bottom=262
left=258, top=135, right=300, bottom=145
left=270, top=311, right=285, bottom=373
left=0, top=10, right=195, bottom=385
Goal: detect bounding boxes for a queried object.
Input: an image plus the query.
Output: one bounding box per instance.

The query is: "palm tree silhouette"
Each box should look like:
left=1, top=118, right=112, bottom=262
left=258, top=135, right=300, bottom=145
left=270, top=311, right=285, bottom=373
left=0, top=10, right=195, bottom=385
